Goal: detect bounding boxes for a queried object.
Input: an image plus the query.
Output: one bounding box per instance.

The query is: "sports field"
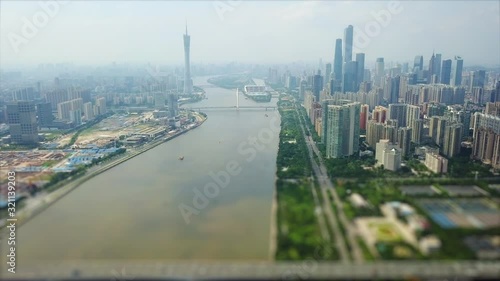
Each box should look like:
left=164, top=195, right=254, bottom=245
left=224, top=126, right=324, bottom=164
left=368, top=222, right=402, bottom=242
left=417, top=198, right=500, bottom=229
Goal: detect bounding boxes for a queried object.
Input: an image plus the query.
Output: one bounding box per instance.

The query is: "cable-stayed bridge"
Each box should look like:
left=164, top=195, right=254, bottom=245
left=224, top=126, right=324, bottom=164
left=183, top=88, right=276, bottom=111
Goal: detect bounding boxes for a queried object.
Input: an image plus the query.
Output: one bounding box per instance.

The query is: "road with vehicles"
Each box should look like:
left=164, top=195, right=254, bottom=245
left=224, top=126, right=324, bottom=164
left=291, top=106, right=350, bottom=263
left=295, top=104, right=364, bottom=263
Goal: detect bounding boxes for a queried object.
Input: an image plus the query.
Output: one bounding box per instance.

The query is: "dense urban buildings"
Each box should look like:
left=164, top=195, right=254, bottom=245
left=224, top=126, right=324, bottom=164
left=294, top=19, right=499, bottom=184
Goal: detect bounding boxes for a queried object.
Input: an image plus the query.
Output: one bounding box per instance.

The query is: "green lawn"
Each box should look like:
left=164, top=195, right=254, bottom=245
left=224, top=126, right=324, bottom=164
left=369, top=222, right=402, bottom=242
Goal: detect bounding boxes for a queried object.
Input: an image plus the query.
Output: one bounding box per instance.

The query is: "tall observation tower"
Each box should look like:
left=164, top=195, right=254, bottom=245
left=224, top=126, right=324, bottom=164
left=183, top=23, right=193, bottom=95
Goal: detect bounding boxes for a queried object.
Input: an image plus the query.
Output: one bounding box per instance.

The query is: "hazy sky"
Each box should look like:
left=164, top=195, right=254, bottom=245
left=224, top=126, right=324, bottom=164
left=1, top=1, right=499, bottom=68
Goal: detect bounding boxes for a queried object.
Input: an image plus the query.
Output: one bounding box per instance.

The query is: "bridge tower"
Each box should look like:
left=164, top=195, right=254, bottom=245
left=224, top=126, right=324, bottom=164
left=236, top=88, right=239, bottom=110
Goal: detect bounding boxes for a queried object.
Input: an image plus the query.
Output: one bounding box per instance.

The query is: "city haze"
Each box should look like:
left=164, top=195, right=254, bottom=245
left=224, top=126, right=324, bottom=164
left=1, top=0, right=499, bottom=68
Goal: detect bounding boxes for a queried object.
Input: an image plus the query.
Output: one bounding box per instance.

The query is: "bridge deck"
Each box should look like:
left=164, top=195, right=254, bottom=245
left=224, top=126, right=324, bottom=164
left=184, top=106, right=276, bottom=110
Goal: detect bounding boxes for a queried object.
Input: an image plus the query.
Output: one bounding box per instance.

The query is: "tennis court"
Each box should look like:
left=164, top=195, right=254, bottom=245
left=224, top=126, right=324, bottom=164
left=417, top=199, right=500, bottom=229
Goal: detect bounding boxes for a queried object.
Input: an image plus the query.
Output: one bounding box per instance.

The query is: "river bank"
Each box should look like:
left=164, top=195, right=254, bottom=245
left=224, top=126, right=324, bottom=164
left=274, top=99, right=336, bottom=261
left=269, top=175, right=278, bottom=261
left=7, top=76, right=278, bottom=263
left=0, top=114, right=207, bottom=229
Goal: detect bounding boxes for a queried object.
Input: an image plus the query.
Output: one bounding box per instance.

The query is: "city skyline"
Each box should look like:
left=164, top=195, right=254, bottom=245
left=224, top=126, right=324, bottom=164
left=1, top=1, right=499, bottom=68
left=1, top=1, right=500, bottom=279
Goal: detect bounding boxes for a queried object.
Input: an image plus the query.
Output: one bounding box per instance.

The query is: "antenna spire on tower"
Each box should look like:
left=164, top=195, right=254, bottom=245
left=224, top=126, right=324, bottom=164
left=185, top=19, right=188, bottom=35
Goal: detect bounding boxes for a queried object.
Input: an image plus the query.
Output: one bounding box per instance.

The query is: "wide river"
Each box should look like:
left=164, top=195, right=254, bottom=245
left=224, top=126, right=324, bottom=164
left=4, top=76, right=280, bottom=266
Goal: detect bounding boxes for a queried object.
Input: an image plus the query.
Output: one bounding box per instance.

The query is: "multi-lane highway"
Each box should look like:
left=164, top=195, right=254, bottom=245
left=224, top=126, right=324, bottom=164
left=293, top=106, right=352, bottom=263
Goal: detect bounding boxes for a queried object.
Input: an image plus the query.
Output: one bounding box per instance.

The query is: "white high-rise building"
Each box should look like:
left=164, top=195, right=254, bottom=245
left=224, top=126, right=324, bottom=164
left=376, top=139, right=391, bottom=164
left=406, top=105, right=421, bottom=129
left=472, top=112, right=500, bottom=169
left=57, top=98, right=83, bottom=121
left=96, top=97, right=107, bottom=115
left=83, top=102, right=94, bottom=121
left=70, top=109, right=82, bottom=126
left=57, top=101, right=72, bottom=120
left=425, top=152, right=448, bottom=174
left=384, top=147, right=401, bottom=171
left=375, top=139, right=401, bottom=171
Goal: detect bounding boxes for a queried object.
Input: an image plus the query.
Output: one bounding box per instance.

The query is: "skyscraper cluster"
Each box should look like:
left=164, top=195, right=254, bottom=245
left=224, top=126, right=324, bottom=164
left=409, top=52, right=466, bottom=87
left=276, top=21, right=498, bottom=172
left=328, top=25, right=366, bottom=94
left=300, top=25, right=488, bottom=165
left=4, top=86, right=111, bottom=145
